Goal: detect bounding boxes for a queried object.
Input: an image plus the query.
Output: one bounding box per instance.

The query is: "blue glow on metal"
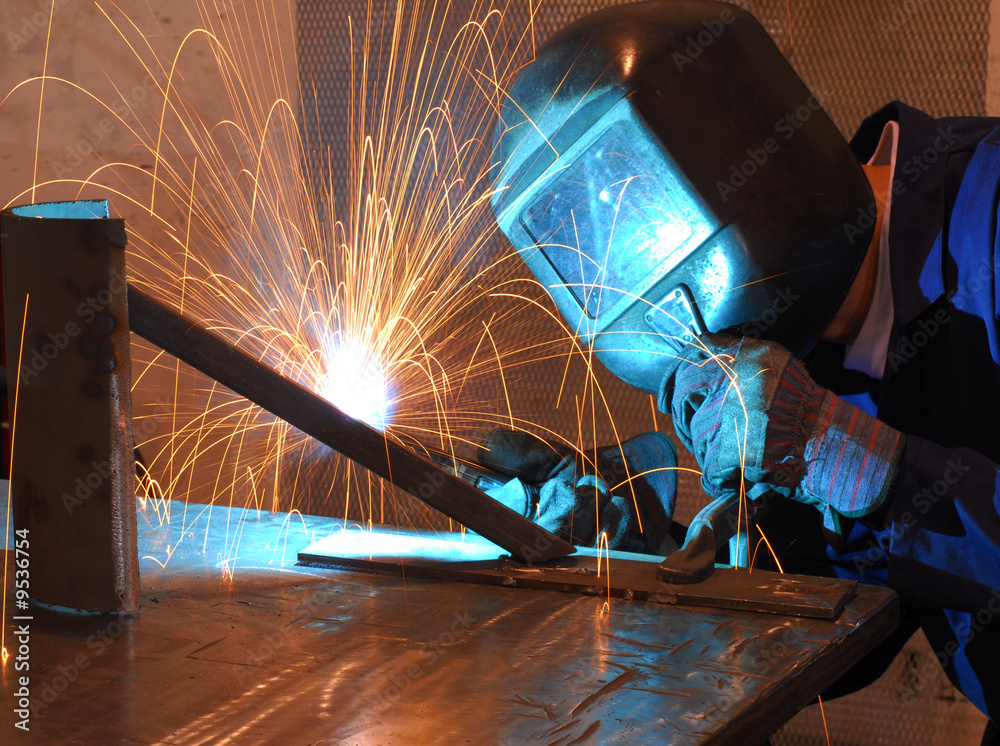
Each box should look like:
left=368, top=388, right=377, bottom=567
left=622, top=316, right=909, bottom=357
left=12, top=200, right=109, bottom=219
left=519, top=122, right=699, bottom=319
left=701, top=247, right=732, bottom=301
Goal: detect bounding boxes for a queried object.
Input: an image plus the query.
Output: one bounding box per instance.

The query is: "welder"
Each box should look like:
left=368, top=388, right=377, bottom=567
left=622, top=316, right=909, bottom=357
left=486, top=0, right=1000, bottom=740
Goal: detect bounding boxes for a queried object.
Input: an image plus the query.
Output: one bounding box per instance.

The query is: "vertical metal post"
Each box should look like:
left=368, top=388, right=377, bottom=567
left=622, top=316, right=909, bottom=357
left=1, top=200, right=139, bottom=613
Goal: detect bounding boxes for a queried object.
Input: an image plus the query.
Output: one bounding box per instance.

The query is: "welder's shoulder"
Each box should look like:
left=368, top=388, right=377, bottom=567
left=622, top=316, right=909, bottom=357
left=944, top=124, right=1000, bottom=313
left=852, top=101, right=1000, bottom=154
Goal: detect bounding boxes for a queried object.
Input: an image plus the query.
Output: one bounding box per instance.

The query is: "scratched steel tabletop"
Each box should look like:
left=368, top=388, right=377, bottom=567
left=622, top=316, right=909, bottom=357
left=0, top=498, right=897, bottom=745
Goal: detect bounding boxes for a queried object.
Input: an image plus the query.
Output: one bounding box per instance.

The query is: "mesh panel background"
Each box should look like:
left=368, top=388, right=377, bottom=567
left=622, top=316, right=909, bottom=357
left=296, top=1, right=990, bottom=742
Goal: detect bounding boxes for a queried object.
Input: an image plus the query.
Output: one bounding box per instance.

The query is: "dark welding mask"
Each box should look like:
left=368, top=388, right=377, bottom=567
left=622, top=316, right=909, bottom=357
left=491, top=0, right=873, bottom=394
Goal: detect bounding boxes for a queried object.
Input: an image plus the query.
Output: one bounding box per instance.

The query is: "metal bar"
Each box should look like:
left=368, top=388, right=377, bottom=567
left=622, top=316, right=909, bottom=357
left=126, top=285, right=575, bottom=564
left=298, top=528, right=859, bottom=619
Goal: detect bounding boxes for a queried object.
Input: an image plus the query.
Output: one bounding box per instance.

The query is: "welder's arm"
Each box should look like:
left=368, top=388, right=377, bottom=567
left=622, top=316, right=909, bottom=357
left=477, top=430, right=679, bottom=554
left=887, top=437, right=1000, bottom=612
left=660, top=334, right=904, bottom=543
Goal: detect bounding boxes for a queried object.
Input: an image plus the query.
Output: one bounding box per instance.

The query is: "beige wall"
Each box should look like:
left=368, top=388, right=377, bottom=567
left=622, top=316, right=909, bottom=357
left=1, top=0, right=298, bottom=503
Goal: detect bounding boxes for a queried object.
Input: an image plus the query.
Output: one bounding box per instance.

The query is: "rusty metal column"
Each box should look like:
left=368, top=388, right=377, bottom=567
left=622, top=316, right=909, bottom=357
left=1, top=200, right=139, bottom=613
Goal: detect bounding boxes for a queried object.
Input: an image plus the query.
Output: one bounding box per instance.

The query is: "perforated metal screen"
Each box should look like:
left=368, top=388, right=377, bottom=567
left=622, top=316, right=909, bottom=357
left=298, top=0, right=989, bottom=179
left=295, top=2, right=990, bottom=742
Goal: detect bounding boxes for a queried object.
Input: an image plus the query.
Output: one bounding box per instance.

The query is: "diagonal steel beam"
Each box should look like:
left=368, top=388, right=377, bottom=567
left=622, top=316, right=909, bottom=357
left=126, top=285, right=575, bottom=564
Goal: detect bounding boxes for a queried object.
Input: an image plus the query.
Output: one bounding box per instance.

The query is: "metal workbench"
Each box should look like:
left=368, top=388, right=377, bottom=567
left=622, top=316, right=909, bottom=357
left=1, top=496, right=897, bottom=744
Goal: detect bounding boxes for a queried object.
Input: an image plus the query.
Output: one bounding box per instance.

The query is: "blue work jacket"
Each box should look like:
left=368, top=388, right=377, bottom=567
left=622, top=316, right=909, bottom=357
left=799, top=101, right=1000, bottom=723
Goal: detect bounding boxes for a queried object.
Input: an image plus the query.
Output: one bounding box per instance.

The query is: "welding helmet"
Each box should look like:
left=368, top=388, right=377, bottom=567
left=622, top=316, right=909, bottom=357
left=491, top=0, right=874, bottom=394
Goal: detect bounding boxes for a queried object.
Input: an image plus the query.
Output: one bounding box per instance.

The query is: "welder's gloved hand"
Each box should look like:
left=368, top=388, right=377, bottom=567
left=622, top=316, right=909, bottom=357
left=478, top=429, right=678, bottom=554
left=659, top=333, right=905, bottom=543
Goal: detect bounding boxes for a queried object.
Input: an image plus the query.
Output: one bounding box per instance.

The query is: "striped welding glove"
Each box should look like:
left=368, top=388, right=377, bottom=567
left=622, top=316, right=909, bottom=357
left=660, top=333, right=904, bottom=542
left=478, top=430, right=678, bottom=554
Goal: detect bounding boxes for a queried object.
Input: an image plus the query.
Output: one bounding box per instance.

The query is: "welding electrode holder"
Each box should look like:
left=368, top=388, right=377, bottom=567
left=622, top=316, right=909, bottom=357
left=642, top=286, right=764, bottom=582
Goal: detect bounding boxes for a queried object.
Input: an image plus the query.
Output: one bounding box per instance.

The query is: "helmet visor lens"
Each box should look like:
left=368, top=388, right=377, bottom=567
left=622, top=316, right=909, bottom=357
left=519, top=123, right=700, bottom=318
